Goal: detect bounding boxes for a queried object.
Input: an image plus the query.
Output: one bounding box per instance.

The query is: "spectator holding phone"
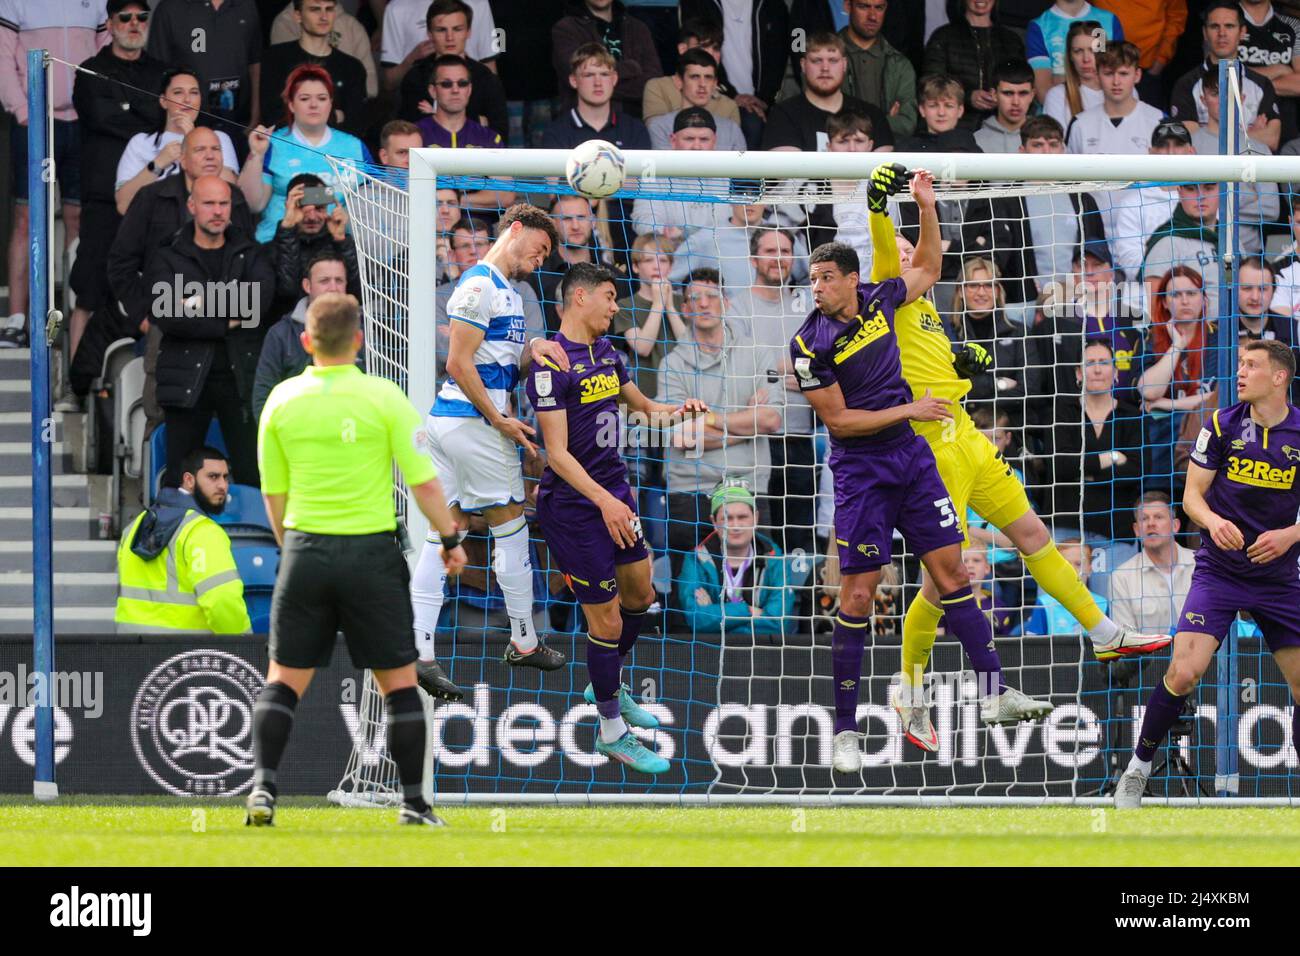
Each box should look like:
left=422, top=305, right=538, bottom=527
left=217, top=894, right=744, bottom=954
left=268, top=172, right=361, bottom=318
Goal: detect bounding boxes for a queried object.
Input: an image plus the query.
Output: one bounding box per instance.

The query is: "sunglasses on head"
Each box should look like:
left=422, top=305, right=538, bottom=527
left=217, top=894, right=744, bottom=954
left=115, top=11, right=149, bottom=23
left=436, top=79, right=471, bottom=89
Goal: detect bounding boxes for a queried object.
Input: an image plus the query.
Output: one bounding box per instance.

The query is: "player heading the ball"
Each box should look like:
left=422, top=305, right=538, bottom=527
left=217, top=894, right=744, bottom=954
left=790, top=169, right=1052, bottom=776
left=411, top=203, right=572, bottom=700
left=526, top=262, right=708, bottom=775
left=861, top=162, right=1172, bottom=755
left=1116, top=340, right=1300, bottom=808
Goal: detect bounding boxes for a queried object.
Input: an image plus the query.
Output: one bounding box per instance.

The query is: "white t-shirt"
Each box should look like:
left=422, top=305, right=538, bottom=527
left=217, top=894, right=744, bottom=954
left=381, top=0, right=497, bottom=67
left=720, top=0, right=755, bottom=96
left=115, top=129, right=239, bottom=190
left=1066, top=101, right=1163, bottom=156
left=1043, top=83, right=1104, bottom=131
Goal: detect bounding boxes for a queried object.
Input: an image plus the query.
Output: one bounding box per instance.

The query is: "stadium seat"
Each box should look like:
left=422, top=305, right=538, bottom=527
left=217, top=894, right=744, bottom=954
left=147, top=420, right=227, bottom=504
left=232, top=543, right=279, bottom=634
left=216, top=484, right=276, bottom=542
left=88, top=337, right=136, bottom=474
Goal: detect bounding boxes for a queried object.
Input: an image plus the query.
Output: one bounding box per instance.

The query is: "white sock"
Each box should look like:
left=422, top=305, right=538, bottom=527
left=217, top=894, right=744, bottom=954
left=599, top=714, right=628, bottom=744
left=491, top=515, right=537, bottom=650
left=411, top=533, right=447, bottom=662
left=1126, top=755, right=1152, bottom=776
left=1087, top=615, right=1121, bottom=645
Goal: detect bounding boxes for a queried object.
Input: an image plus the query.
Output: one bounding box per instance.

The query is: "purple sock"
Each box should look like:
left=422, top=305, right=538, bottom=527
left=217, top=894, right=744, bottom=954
left=617, top=605, right=647, bottom=657
left=1135, top=680, right=1189, bottom=762
left=831, top=613, right=870, bottom=734
left=587, top=635, right=622, bottom=719
left=941, top=586, right=1003, bottom=696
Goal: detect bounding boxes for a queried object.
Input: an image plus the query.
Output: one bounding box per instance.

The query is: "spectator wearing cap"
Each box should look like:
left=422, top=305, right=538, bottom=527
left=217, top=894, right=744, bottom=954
left=655, top=269, right=784, bottom=577
left=68, top=0, right=167, bottom=374
left=1101, top=120, right=1195, bottom=280
left=629, top=108, right=733, bottom=242
left=922, top=0, right=1027, bottom=130
left=269, top=172, right=361, bottom=318
left=641, top=18, right=741, bottom=123
left=838, top=0, right=918, bottom=138
left=1065, top=42, right=1163, bottom=156
left=762, top=32, right=895, bottom=152
left=646, top=49, right=746, bottom=150
left=145, top=0, right=264, bottom=150
left=552, top=0, right=663, bottom=119
left=0, top=0, right=104, bottom=349
left=393, top=0, right=508, bottom=138
left=1188, top=69, right=1280, bottom=256
left=540, top=43, right=652, bottom=151
left=270, top=0, right=379, bottom=100
left=415, top=54, right=503, bottom=149
left=259, top=0, right=368, bottom=139
left=675, top=480, right=793, bottom=641
left=1168, top=2, right=1281, bottom=152
left=973, top=59, right=1036, bottom=153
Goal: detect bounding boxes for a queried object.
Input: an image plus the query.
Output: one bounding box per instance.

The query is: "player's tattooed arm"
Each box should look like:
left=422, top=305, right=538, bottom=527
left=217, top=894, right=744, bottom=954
left=804, top=381, right=951, bottom=439
left=447, top=319, right=538, bottom=454
left=1183, top=462, right=1246, bottom=552
left=534, top=409, right=639, bottom=547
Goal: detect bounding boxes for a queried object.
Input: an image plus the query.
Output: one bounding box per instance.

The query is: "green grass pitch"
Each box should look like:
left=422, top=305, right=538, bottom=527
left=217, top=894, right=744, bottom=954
left=2, top=797, right=1299, bottom=866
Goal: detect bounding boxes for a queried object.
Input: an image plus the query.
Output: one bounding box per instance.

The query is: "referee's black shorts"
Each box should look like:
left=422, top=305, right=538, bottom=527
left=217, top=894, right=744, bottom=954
left=269, top=529, right=417, bottom=670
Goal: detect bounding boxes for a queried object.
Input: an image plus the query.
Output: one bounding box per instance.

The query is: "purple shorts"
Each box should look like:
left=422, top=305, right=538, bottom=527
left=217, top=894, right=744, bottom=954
left=538, top=482, right=649, bottom=604
left=830, top=431, right=963, bottom=574
left=1178, top=560, right=1300, bottom=654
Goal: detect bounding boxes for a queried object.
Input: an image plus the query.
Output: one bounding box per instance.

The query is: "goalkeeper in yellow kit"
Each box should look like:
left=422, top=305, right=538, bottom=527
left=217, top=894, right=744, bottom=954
left=863, top=163, right=1172, bottom=752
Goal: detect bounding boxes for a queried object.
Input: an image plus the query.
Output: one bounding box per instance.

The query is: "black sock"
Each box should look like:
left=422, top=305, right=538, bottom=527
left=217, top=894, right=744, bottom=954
left=252, top=681, right=299, bottom=799
left=385, top=686, right=429, bottom=811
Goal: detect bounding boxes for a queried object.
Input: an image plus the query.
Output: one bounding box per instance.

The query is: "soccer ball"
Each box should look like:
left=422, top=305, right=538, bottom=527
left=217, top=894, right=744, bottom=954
left=566, top=139, right=626, bottom=199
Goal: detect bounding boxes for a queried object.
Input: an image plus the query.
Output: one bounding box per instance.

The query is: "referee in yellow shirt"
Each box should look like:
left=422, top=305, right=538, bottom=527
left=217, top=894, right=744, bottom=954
left=247, top=293, right=467, bottom=828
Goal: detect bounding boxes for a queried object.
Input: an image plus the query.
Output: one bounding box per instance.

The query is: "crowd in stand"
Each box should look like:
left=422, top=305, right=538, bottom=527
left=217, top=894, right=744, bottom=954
left=9, top=0, right=1300, bottom=639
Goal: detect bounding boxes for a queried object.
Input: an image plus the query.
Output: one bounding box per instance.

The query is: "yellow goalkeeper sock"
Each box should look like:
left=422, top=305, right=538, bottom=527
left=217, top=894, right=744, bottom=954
left=1022, top=541, right=1104, bottom=631
left=900, top=592, right=944, bottom=689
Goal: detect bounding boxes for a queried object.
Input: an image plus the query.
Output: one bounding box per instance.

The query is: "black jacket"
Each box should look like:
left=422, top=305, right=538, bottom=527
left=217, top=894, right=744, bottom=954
left=107, top=175, right=255, bottom=327
left=72, top=47, right=168, bottom=205
left=682, top=0, right=789, bottom=106
left=259, top=42, right=369, bottom=139
left=146, top=227, right=276, bottom=409
left=921, top=17, right=1026, bottom=127
left=396, top=54, right=508, bottom=138
left=1046, top=398, right=1144, bottom=540
left=790, top=0, right=926, bottom=73
left=268, top=223, right=361, bottom=316
left=955, top=310, right=1027, bottom=425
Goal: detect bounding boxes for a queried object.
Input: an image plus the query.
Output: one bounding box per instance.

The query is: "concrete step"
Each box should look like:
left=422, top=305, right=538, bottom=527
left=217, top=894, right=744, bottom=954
left=0, top=505, right=95, bottom=539
left=0, top=411, right=64, bottom=443
left=0, top=379, right=31, bottom=413
left=0, top=604, right=117, bottom=635
left=0, top=572, right=118, bottom=607
left=0, top=540, right=118, bottom=573
left=0, top=441, right=75, bottom=476
left=0, top=474, right=90, bottom=507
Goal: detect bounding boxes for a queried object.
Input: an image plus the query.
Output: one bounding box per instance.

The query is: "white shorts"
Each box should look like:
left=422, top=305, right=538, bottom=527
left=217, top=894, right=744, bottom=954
left=426, top=414, right=525, bottom=519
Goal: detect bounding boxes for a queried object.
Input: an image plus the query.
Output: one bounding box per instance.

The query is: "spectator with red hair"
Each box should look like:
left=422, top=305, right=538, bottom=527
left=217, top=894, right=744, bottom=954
left=1137, top=265, right=1216, bottom=485
left=238, top=63, right=372, bottom=243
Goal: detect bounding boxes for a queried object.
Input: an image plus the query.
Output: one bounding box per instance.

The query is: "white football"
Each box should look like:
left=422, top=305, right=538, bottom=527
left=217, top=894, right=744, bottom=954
left=566, top=139, right=626, bottom=199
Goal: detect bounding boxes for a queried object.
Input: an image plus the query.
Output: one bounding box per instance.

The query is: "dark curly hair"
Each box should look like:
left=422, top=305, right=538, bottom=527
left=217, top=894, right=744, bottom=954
left=499, top=202, right=558, bottom=252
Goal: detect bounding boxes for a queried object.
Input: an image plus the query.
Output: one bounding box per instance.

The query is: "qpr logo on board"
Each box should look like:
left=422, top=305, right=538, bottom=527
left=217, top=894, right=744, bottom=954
left=130, top=651, right=264, bottom=796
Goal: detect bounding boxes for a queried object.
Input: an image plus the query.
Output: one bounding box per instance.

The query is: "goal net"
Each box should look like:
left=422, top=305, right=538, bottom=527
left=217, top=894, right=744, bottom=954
left=328, top=142, right=1300, bottom=806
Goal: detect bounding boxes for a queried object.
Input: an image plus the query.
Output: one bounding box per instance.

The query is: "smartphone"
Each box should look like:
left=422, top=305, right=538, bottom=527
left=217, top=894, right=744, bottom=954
left=300, top=185, right=334, bottom=208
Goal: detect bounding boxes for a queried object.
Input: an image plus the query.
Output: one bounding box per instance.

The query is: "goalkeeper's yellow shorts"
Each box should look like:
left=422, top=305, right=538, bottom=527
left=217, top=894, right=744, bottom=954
left=928, top=424, right=1032, bottom=548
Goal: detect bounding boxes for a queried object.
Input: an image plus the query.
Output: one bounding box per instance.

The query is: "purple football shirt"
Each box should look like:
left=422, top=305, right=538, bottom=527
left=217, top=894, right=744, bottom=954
left=525, top=333, right=631, bottom=499
left=1189, top=401, right=1300, bottom=582
left=789, top=277, right=911, bottom=450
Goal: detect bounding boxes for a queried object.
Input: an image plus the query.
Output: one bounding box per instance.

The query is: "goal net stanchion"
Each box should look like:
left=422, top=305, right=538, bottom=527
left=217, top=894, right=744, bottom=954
left=330, top=147, right=1300, bottom=806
